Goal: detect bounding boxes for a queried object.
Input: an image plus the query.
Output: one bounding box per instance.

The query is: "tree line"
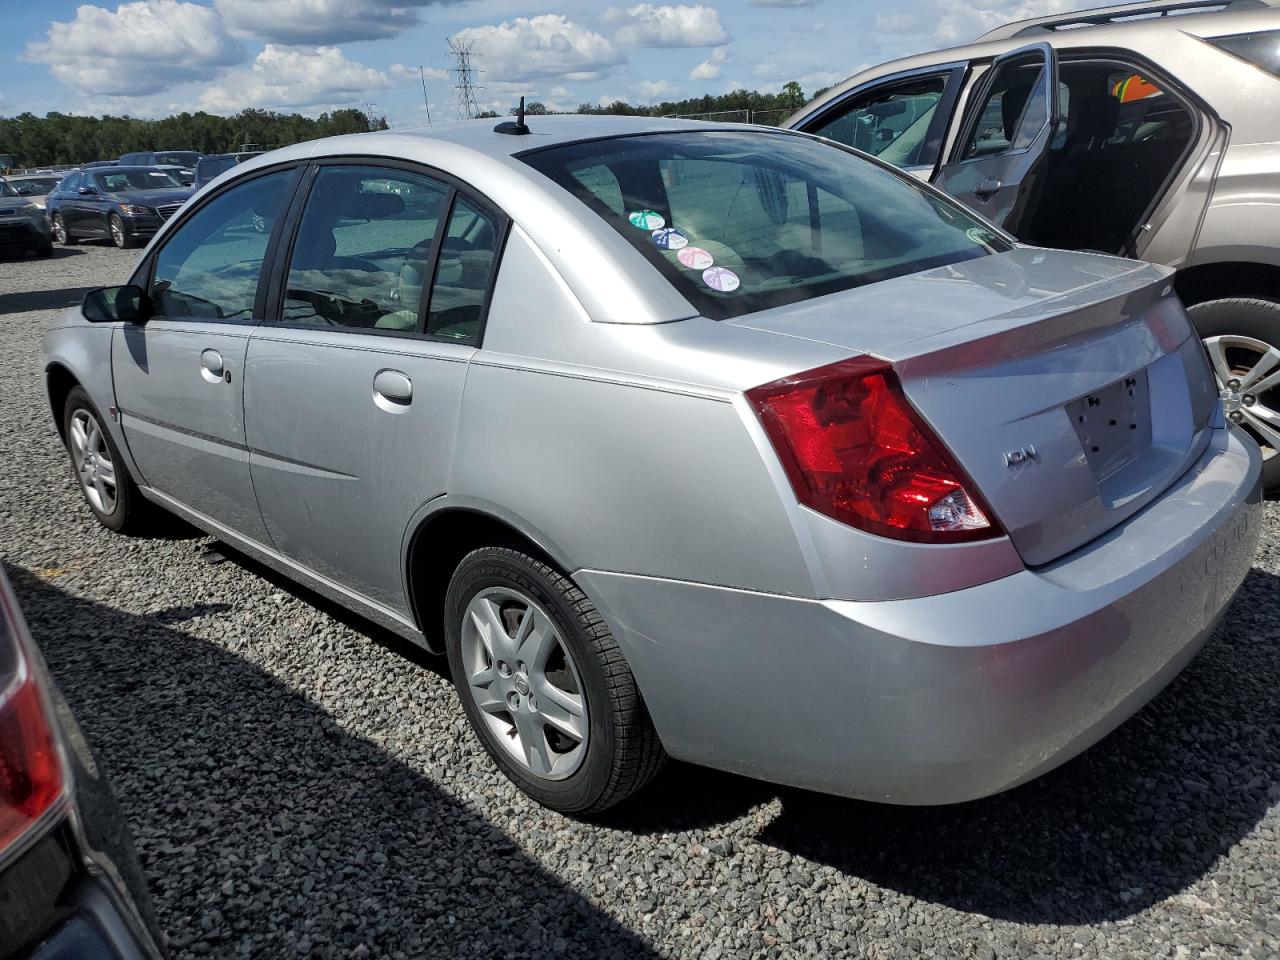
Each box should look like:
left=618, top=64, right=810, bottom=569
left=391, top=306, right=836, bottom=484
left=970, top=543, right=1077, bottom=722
left=0, top=108, right=386, bottom=168
left=1, top=82, right=821, bottom=168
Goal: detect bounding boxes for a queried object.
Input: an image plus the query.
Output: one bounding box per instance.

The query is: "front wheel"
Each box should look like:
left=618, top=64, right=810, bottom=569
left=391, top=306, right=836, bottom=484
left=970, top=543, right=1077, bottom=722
left=1190, top=297, right=1280, bottom=491
left=108, top=213, right=134, bottom=249
left=444, top=547, right=665, bottom=815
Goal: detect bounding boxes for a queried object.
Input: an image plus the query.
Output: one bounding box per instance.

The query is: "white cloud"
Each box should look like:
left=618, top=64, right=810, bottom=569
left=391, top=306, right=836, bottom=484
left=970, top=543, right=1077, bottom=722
left=24, top=0, right=244, bottom=97
left=876, top=0, right=1090, bottom=44
left=690, top=45, right=726, bottom=80
left=750, top=0, right=818, bottom=5
left=213, top=0, right=453, bottom=44
left=608, top=4, right=728, bottom=47
left=633, top=79, right=678, bottom=101
left=454, top=15, right=622, bottom=83
left=550, top=85, right=573, bottom=98
left=198, top=45, right=394, bottom=113
left=390, top=64, right=448, bottom=81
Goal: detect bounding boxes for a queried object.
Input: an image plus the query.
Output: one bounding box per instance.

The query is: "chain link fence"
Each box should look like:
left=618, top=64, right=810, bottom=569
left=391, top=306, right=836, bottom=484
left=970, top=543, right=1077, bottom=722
left=660, top=107, right=797, bottom=127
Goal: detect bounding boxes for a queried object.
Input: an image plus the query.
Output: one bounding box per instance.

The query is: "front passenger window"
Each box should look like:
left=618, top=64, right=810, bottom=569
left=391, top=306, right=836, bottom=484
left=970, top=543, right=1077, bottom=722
left=809, top=76, right=947, bottom=168
left=149, top=169, right=295, bottom=321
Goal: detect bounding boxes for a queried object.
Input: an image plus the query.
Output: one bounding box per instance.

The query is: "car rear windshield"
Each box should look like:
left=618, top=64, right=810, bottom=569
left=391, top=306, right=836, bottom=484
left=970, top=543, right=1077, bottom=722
left=156, top=151, right=199, bottom=167
left=0, top=182, right=15, bottom=198
left=94, top=168, right=184, bottom=191
left=521, top=130, right=1009, bottom=319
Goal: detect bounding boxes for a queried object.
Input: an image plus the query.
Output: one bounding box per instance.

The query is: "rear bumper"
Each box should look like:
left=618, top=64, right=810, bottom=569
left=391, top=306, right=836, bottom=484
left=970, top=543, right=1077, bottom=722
left=578, top=425, right=1262, bottom=804
left=20, top=878, right=160, bottom=960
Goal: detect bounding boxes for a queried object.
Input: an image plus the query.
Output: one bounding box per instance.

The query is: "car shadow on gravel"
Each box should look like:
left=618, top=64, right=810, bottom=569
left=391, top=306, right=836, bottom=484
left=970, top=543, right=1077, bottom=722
left=7, top=563, right=657, bottom=960
left=0, top=284, right=96, bottom=315
left=753, top=567, right=1280, bottom=925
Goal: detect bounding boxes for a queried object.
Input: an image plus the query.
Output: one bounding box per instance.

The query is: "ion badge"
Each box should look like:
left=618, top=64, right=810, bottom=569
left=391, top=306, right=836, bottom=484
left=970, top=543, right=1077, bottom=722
left=628, top=210, right=666, bottom=230
left=652, top=227, right=688, bottom=250
left=703, top=266, right=740, bottom=292
left=677, top=246, right=714, bottom=270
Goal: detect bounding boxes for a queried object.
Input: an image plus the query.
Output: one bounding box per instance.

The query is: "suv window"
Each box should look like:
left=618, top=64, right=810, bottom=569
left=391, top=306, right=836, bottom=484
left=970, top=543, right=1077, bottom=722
left=281, top=165, right=451, bottom=334
left=809, top=75, right=948, bottom=167
left=425, top=195, right=501, bottom=342
left=149, top=169, right=295, bottom=322
left=60, top=173, right=82, bottom=194
left=959, top=57, right=1050, bottom=160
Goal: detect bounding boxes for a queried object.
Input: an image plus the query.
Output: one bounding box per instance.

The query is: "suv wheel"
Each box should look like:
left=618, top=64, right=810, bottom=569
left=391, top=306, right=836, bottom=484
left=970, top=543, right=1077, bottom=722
left=444, top=547, right=666, bottom=814
left=1190, top=297, right=1280, bottom=490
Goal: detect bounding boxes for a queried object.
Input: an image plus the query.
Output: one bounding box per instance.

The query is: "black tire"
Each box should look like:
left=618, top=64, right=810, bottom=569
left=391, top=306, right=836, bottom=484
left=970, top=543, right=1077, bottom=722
left=62, top=386, right=150, bottom=534
left=108, top=214, right=135, bottom=249
left=35, top=241, right=53, bottom=258
left=51, top=214, right=73, bottom=246
left=444, top=547, right=666, bottom=815
left=1188, top=297, right=1280, bottom=491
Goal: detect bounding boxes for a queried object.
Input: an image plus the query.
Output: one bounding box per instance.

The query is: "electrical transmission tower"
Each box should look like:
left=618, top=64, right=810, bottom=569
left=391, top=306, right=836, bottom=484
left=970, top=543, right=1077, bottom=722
left=447, top=39, right=481, bottom=120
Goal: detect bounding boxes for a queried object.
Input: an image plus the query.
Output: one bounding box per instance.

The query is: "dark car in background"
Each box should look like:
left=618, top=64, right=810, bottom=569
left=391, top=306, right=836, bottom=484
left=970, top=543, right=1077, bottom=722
left=0, top=180, right=53, bottom=259
left=1, top=174, right=65, bottom=211
left=0, top=567, right=165, bottom=959
left=193, top=151, right=264, bottom=189
left=78, top=161, right=118, bottom=170
left=118, top=152, right=198, bottom=186
left=46, top=168, right=193, bottom=249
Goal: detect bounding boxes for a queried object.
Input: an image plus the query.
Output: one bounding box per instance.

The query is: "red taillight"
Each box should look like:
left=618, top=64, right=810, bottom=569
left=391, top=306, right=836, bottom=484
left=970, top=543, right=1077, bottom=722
left=0, top=586, right=65, bottom=854
left=747, top=357, right=1002, bottom=543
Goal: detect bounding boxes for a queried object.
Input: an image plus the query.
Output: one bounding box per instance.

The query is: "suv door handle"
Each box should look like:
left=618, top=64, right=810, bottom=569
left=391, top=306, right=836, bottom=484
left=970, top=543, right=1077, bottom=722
left=373, top=369, right=413, bottom=405
left=200, top=349, right=225, bottom=383
left=975, top=178, right=1002, bottom=198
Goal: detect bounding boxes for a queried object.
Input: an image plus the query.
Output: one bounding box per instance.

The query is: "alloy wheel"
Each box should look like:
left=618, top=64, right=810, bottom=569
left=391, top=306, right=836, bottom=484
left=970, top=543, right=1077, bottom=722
left=109, top=216, right=125, bottom=248
left=1204, top=334, right=1280, bottom=461
left=68, top=408, right=118, bottom=514
left=461, top=587, right=588, bottom=780
left=52, top=215, right=66, bottom=244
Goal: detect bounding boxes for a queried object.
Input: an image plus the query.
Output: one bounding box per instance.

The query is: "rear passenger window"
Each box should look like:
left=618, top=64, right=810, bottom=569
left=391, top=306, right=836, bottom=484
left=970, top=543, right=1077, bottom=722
left=282, top=166, right=450, bottom=333
left=149, top=169, right=295, bottom=322
left=425, top=195, right=500, bottom=343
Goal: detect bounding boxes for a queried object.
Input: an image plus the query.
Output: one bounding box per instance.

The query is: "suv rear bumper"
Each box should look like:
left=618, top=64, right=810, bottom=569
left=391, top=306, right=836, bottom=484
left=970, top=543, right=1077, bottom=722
left=578, top=425, right=1262, bottom=804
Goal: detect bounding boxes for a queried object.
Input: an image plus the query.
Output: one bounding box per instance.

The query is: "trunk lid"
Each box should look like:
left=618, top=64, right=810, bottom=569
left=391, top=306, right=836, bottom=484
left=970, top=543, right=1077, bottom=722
left=730, top=249, right=1220, bottom=565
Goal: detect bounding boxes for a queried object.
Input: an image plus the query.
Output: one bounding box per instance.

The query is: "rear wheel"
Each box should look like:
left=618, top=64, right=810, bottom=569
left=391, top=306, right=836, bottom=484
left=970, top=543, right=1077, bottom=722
left=62, top=387, right=149, bottom=534
left=444, top=547, right=665, bottom=814
left=1190, top=298, right=1280, bottom=491
left=51, top=214, right=72, bottom=245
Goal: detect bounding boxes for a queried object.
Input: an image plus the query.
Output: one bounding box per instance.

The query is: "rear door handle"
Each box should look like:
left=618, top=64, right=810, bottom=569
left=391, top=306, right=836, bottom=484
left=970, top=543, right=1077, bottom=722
left=200, top=348, right=227, bottom=383
left=373, top=369, right=413, bottom=406
left=975, top=178, right=1002, bottom=198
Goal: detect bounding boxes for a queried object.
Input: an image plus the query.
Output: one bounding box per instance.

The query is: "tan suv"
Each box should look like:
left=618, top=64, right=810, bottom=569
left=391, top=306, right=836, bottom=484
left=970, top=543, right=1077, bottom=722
left=786, top=0, right=1280, bottom=486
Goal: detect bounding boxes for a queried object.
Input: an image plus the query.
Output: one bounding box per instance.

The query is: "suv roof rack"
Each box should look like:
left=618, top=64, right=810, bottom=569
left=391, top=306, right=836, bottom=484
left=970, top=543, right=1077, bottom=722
left=975, top=0, right=1275, bottom=41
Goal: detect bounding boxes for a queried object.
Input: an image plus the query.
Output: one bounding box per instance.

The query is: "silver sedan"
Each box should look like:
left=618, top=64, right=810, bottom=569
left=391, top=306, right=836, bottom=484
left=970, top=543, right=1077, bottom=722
left=40, top=116, right=1261, bottom=814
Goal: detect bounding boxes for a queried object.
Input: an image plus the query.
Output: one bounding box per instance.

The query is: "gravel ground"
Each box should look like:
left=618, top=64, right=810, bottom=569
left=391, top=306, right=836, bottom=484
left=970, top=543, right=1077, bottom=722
left=1, top=241, right=1278, bottom=960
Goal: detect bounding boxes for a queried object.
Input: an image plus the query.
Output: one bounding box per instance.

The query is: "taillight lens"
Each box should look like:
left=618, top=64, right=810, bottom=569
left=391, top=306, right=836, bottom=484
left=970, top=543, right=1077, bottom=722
left=0, top=584, right=65, bottom=854
left=747, top=357, right=1002, bottom=543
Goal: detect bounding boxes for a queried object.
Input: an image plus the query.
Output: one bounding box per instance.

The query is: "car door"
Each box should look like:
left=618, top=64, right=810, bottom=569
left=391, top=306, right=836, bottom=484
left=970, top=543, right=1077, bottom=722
left=52, top=174, right=81, bottom=234
left=112, top=165, right=299, bottom=543
left=244, top=161, right=505, bottom=616
left=934, top=43, right=1060, bottom=237
left=796, top=65, right=966, bottom=181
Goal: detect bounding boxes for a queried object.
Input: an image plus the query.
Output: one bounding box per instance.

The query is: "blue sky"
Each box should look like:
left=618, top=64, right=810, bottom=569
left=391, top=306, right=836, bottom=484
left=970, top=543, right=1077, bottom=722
left=0, top=0, right=1082, bottom=125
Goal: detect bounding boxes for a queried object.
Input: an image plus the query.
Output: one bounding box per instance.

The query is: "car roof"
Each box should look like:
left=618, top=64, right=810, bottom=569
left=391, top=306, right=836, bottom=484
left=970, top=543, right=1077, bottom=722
left=793, top=2, right=1280, bottom=129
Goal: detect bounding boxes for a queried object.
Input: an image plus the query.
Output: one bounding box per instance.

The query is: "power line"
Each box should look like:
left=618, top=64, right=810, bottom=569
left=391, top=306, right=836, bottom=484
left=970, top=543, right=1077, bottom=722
left=447, top=39, right=482, bottom=120
left=419, top=66, right=433, bottom=125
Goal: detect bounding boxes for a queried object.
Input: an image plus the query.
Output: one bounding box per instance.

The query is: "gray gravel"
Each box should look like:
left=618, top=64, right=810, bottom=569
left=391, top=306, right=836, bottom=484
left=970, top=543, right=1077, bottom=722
left=1, top=241, right=1279, bottom=959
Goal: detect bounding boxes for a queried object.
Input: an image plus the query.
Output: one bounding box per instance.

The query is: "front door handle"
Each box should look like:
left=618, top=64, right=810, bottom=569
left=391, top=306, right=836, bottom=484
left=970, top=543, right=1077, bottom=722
left=373, top=369, right=413, bottom=406
left=975, top=178, right=1002, bottom=198
left=200, top=348, right=226, bottom=383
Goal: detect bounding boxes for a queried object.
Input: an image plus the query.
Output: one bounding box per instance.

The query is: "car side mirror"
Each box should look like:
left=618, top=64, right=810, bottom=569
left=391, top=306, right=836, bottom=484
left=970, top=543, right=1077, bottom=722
left=82, top=285, right=151, bottom=324
left=78, top=185, right=96, bottom=195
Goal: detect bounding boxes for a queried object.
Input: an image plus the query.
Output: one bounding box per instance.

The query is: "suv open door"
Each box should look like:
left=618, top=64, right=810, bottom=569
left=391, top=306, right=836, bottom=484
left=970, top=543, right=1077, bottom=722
left=935, top=43, right=1060, bottom=236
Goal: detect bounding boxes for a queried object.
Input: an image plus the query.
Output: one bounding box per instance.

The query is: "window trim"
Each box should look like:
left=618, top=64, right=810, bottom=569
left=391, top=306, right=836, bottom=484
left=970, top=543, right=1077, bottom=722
left=131, top=161, right=306, bottom=325
left=261, top=155, right=511, bottom=349
left=793, top=63, right=968, bottom=175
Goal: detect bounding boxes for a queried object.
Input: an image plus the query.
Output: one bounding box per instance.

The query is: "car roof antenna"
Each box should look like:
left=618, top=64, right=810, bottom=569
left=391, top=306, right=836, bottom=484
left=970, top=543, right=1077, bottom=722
left=494, top=97, right=531, bottom=136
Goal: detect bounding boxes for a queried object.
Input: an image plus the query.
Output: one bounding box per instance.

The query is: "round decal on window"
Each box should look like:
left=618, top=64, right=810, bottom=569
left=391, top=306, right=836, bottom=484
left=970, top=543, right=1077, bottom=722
left=702, top=266, right=740, bottom=293
left=651, top=227, right=688, bottom=250
left=628, top=209, right=666, bottom=230
left=677, top=246, right=714, bottom=270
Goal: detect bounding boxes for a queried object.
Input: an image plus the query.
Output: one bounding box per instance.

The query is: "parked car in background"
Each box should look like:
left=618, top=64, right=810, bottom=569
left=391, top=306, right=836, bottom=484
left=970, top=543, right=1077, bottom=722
left=193, top=152, right=264, bottom=189
left=118, top=152, right=198, bottom=186
left=46, top=167, right=193, bottom=249
left=0, top=567, right=165, bottom=959
left=78, top=161, right=118, bottom=170
left=41, top=117, right=1260, bottom=816
left=786, top=0, right=1280, bottom=486
left=0, top=179, right=53, bottom=258
left=1, top=173, right=65, bottom=210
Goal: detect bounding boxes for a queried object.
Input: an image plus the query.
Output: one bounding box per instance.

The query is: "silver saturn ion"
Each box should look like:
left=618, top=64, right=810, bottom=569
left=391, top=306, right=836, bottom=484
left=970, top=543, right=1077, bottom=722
left=40, top=117, right=1261, bottom=814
